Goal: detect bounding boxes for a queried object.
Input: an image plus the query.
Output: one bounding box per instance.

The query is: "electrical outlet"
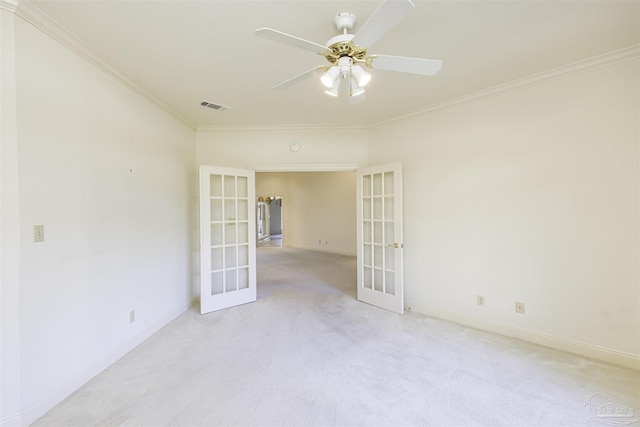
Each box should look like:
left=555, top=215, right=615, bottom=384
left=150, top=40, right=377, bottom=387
left=33, top=225, right=45, bottom=242
left=129, top=310, right=136, bottom=323
left=515, top=301, right=525, bottom=314
left=476, top=295, right=485, bottom=306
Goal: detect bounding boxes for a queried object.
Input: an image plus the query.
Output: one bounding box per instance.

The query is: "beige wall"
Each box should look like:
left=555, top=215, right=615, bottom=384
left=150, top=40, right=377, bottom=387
left=197, top=127, right=366, bottom=257
left=367, top=59, right=639, bottom=362
left=3, top=2, right=637, bottom=424
left=197, top=58, right=639, bottom=367
left=257, top=172, right=357, bottom=256
left=197, top=127, right=367, bottom=169
left=7, top=15, right=196, bottom=425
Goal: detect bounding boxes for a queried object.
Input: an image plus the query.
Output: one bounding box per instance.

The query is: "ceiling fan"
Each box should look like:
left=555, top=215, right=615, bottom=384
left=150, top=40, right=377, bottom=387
left=255, top=0, right=442, bottom=103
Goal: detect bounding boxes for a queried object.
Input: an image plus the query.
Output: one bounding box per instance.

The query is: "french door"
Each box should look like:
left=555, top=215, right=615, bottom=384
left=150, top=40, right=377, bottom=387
left=199, top=165, right=256, bottom=314
left=199, top=163, right=403, bottom=315
left=356, top=163, right=404, bottom=314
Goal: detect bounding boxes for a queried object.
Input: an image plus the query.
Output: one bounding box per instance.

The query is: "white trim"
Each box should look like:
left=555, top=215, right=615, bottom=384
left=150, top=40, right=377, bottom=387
left=2, top=0, right=196, bottom=130
left=0, top=0, right=18, bottom=13
left=247, top=163, right=363, bottom=172
left=414, top=307, right=640, bottom=371
left=373, top=44, right=640, bottom=128
left=0, top=412, right=22, bottom=427
left=199, top=124, right=368, bottom=131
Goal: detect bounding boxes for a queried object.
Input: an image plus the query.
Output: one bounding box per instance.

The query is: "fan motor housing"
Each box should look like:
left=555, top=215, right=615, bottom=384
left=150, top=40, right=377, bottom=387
left=323, top=34, right=367, bottom=65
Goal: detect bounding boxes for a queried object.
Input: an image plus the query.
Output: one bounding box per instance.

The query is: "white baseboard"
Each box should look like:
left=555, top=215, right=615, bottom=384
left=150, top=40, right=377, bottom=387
left=286, top=244, right=356, bottom=257
left=0, top=412, right=22, bottom=427
left=19, top=303, right=191, bottom=426
left=413, top=306, right=639, bottom=371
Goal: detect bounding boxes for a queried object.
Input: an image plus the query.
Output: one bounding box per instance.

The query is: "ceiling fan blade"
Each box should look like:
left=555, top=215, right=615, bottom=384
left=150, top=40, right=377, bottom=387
left=370, top=55, right=443, bottom=76
left=271, top=66, right=326, bottom=90
left=255, top=28, right=328, bottom=54
left=352, top=0, right=415, bottom=49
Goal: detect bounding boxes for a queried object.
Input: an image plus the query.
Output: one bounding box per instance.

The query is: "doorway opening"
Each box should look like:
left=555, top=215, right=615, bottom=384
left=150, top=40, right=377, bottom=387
left=257, top=196, right=283, bottom=248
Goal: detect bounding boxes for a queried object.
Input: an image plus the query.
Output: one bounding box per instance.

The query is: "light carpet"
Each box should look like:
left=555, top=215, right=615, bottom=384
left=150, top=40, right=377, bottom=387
left=33, top=247, right=639, bottom=426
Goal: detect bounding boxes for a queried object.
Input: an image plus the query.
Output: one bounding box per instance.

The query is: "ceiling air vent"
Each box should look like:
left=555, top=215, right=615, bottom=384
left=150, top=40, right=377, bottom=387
left=200, top=100, right=230, bottom=112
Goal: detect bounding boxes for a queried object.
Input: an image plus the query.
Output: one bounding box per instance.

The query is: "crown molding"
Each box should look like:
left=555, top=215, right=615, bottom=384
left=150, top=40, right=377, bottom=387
left=373, top=44, right=640, bottom=128
left=0, top=0, right=19, bottom=12
left=198, top=124, right=368, bottom=132
left=2, top=0, right=197, bottom=130
left=247, top=163, right=362, bottom=172
left=4, top=0, right=636, bottom=133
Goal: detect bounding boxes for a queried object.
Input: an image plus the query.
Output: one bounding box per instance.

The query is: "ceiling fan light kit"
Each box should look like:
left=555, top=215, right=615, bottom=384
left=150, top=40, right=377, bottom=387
left=255, top=0, right=443, bottom=102
left=350, top=77, right=366, bottom=97
left=324, top=79, right=341, bottom=97
left=321, top=65, right=341, bottom=88
left=351, top=65, right=371, bottom=87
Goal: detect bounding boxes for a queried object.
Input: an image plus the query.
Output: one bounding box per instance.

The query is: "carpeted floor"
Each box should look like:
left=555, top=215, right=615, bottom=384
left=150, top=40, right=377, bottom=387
left=33, top=247, right=639, bottom=426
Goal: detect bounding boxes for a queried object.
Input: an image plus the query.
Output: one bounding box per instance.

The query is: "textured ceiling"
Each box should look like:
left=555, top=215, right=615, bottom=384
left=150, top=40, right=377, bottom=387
left=28, top=0, right=640, bottom=128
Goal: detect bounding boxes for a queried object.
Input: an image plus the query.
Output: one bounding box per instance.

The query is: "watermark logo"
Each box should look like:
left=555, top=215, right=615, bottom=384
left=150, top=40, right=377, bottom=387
left=585, top=393, right=638, bottom=426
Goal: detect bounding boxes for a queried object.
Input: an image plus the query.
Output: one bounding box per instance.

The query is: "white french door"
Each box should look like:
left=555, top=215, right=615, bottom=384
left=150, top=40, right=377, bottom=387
left=356, top=163, right=404, bottom=314
left=199, top=165, right=256, bottom=314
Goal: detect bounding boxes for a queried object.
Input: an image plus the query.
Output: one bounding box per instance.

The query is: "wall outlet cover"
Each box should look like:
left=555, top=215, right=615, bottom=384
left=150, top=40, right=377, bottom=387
left=33, top=225, right=45, bottom=243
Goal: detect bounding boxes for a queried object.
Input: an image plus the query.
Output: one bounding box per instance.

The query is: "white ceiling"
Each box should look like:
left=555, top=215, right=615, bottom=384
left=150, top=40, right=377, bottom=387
left=28, top=0, right=640, bottom=128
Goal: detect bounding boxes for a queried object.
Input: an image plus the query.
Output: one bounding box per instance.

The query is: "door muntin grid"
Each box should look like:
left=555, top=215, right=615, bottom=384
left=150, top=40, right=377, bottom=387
left=361, top=171, right=396, bottom=296
left=209, top=174, right=250, bottom=295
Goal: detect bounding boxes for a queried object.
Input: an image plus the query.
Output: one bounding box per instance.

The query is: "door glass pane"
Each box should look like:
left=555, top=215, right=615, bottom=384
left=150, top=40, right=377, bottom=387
left=224, top=176, right=235, bottom=197
left=384, top=196, right=394, bottom=220
left=225, top=269, right=237, bottom=292
left=238, top=267, right=249, bottom=289
left=225, top=246, right=236, bottom=268
left=211, top=247, right=223, bottom=270
left=384, top=224, right=394, bottom=245
left=363, top=221, right=372, bottom=243
left=384, top=172, right=394, bottom=195
left=374, top=245, right=382, bottom=267
left=237, top=199, right=248, bottom=220
left=374, top=268, right=383, bottom=292
left=238, top=222, right=248, bottom=244
left=224, top=199, right=236, bottom=220
left=363, top=243, right=372, bottom=266
left=385, top=271, right=395, bottom=296
left=210, top=199, right=222, bottom=221
left=225, top=223, right=236, bottom=244
left=210, top=175, right=222, bottom=197
left=211, top=223, right=223, bottom=246
left=363, top=266, right=372, bottom=289
left=363, top=175, right=371, bottom=197
left=373, top=222, right=383, bottom=244
left=211, top=272, right=223, bottom=295
left=237, top=176, right=248, bottom=198
left=373, top=173, right=382, bottom=196
left=363, top=198, right=371, bottom=220
left=238, top=244, right=248, bottom=266
left=385, top=246, right=394, bottom=270
left=373, top=198, right=382, bottom=220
